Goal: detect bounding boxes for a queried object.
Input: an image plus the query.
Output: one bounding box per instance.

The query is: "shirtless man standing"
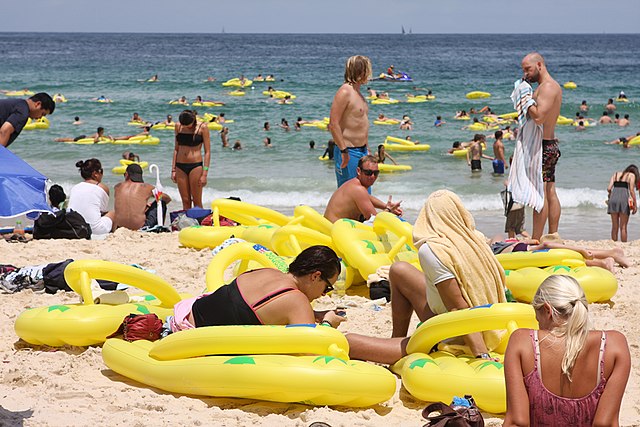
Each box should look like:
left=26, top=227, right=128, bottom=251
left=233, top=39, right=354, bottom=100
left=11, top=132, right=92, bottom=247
left=521, top=52, right=562, bottom=240
left=324, top=156, right=402, bottom=223
left=114, top=164, right=172, bottom=230
left=329, top=55, right=372, bottom=188
left=492, top=130, right=507, bottom=174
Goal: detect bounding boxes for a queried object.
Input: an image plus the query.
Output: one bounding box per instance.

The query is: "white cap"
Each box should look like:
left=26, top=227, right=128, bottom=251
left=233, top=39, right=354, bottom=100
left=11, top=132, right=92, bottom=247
left=620, top=91, right=625, bottom=95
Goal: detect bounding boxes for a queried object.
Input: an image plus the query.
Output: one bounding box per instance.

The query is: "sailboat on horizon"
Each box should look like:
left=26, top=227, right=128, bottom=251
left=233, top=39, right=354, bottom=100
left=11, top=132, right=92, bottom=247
left=401, top=25, right=405, bottom=35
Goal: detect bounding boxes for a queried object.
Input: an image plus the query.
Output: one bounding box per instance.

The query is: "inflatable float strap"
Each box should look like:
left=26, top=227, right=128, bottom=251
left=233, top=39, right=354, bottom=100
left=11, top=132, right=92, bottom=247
left=331, top=218, right=418, bottom=280
left=205, top=241, right=286, bottom=292
left=14, top=260, right=182, bottom=346
left=149, top=324, right=349, bottom=361
left=406, top=303, right=537, bottom=355
left=102, top=338, right=396, bottom=407
left=292, top=205, right=334, bottom=236
left=385, top=135, right=414, bottom=146
left=496, top=248, right=585, bottom=270
left=270, top=223, right=336, bottom=257
left=210, top=198, right=291, bottom=227
left=372, top=211, right=416, bottom=250
left=505, top=265, right=617, bottom=303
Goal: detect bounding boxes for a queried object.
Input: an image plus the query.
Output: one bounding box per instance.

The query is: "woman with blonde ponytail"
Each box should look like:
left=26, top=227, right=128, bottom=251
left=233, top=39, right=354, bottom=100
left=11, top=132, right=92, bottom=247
left=504, top=275, right=630, bottom=426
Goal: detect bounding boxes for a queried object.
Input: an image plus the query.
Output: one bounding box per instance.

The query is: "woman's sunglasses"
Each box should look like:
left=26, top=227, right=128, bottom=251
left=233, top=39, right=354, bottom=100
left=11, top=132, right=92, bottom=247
left=320, top=274, right=334, bottom=294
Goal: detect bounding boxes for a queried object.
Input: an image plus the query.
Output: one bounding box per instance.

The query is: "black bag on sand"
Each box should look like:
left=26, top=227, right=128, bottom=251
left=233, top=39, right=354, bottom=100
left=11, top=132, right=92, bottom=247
left=34, top=210, right=92, bottom=240
left=42, top=259, right=74, bottom=294
left=422, top=397, right=484, bottom=427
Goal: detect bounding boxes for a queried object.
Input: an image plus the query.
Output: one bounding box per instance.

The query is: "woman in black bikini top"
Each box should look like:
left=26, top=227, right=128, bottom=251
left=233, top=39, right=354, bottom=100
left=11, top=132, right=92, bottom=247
left=171, top=110, right=211, bottom=210
left=171, top=246, right=347, bottom=330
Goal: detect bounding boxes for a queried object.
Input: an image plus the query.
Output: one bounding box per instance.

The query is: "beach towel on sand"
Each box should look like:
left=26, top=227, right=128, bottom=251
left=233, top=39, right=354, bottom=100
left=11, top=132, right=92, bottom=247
left=508, top=79, right=544, bottom=213
left=413, top=190, right=507, bottom=350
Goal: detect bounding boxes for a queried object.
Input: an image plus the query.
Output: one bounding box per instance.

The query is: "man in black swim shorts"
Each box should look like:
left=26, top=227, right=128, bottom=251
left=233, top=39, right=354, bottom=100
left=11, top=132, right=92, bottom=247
left=521, top=52, right=563, bottom=240
left=542, top=138, right=561, bottom=182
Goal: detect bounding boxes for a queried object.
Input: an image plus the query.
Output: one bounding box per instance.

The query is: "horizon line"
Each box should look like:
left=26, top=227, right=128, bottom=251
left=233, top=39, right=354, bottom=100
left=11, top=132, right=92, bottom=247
left=1, top=31, right=639, bottom=35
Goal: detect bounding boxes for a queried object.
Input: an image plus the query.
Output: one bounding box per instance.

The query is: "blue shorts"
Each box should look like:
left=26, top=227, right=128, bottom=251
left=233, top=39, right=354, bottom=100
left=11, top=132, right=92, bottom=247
left=492, top=159, right=505, bottom=174
left=334, top=145, right=368, bottom=188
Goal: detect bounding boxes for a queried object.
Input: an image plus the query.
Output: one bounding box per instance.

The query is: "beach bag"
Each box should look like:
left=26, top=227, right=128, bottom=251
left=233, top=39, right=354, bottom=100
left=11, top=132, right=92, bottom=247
left=42, top=259, right=74, bottom=293
left=112, top=313, right=164, bottom=342
left=422, top=396, right=484, bottom=427
left=33, top=209, right=91, bottom=240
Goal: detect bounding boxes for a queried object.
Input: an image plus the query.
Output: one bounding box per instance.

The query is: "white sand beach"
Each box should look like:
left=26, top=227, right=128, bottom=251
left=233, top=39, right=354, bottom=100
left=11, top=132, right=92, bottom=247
left=1, top=230, right=638, bottom=426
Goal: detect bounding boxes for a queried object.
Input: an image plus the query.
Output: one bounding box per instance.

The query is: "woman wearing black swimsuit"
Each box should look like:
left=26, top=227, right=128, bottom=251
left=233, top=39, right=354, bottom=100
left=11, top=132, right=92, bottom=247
left=169, top=246, right=347, bottom=331
left=607, top=164, right=639, bottom=242
left=171, top=110, right=211, bottom=209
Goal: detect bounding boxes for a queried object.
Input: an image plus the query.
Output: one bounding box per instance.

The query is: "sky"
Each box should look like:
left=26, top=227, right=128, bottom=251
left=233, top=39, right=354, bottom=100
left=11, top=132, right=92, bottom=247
left=4, top=0, right=639, bottom=33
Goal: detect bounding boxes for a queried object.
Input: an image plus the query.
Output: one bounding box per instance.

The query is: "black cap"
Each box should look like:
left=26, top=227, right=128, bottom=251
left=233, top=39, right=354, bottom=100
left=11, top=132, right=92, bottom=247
left=125, top=164, right=144, bottom=182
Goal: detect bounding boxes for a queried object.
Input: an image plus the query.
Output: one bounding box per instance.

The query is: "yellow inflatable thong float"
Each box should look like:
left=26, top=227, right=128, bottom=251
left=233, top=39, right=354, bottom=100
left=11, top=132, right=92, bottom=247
left=505, top=265, right=617, bottom=303
left=102, top=330, right=396, bottom=407
left=332, top=215, right=418, bottom=281
left=222, top=78, right=253, bottom=88
left=379, top=163, right=412, bottom=173
left=466, top=91, right=491, bottom=99
left=393, top=303, right=538, bottom=413
left=14, top=260, right=182, bottom=347
left=111, top=159, right=149, bottom=175
left=23, top=117, right=50, bottom=130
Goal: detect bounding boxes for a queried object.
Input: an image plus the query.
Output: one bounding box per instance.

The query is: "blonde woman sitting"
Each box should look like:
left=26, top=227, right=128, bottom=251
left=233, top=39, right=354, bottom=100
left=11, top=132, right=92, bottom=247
left=504, top=275, right=630, bottom=426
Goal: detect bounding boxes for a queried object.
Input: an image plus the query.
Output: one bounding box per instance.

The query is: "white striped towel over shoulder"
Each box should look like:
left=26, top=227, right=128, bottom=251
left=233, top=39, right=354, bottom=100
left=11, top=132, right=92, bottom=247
left=507, top=79, right=544, bottom=212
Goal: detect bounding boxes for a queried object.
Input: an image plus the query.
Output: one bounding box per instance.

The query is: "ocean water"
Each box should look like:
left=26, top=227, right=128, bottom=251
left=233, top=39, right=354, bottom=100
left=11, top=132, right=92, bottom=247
left=2, top=32, right=639, bottom=240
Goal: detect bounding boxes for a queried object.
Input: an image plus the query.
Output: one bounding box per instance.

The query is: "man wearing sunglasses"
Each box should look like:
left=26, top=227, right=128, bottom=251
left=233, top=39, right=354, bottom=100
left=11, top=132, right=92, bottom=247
left=324, top=155, right=402, bottom=223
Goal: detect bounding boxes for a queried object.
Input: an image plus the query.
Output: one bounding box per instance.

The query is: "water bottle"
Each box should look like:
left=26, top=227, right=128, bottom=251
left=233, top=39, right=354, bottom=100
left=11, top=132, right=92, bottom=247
left=14, top=220, right=24, bottom=235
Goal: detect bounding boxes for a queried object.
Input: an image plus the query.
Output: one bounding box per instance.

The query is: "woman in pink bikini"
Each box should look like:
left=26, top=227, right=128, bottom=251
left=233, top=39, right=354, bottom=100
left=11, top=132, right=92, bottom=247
left=504, top=275, right=630, bottom=426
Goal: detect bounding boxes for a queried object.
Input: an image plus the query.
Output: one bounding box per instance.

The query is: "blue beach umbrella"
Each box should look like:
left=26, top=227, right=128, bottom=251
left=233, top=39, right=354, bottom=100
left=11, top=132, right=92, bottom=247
left=0, top=146, right=51, bottom=218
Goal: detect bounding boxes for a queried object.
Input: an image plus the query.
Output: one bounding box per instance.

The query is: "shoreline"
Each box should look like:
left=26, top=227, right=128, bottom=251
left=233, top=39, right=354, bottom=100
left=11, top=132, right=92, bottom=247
left=1, top=230, right=639, bottom=426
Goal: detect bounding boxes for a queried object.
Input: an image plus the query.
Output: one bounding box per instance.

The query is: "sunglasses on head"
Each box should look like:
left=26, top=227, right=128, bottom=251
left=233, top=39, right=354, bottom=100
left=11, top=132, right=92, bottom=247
left=361, top=168, right=380, bottom=177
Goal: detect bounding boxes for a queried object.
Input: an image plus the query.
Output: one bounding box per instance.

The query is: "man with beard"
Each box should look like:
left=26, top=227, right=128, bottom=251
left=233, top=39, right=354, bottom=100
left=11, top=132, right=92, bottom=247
left=521, top=52, right=562, bottom=240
